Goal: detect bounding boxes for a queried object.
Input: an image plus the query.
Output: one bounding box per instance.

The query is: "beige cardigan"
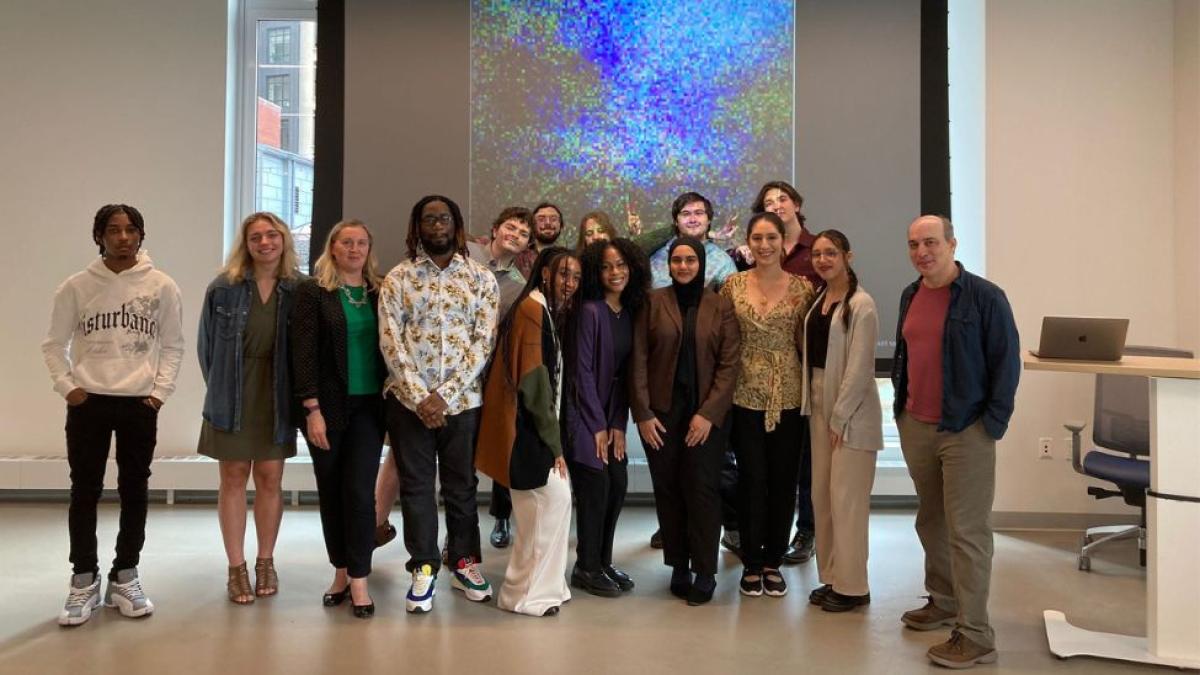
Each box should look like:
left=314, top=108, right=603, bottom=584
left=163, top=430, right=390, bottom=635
left=799, top=286, right=884, bottom=451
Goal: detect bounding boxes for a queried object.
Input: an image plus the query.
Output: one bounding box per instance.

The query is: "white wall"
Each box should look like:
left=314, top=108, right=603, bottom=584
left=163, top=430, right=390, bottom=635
left=985, top=0, right=1194, bottom=516
left=0, top=0, right=229, bottom=457
left=1177, top=1, right=1200, bottom=351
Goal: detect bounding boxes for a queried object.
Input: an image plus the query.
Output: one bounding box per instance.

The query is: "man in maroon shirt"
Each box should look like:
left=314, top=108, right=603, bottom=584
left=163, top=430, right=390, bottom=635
left=892, top=214, right=1020, bottom=669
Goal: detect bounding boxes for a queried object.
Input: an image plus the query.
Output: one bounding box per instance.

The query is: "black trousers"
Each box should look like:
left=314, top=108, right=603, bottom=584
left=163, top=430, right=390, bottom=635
left=568, top=457, right=627, bottom=573
left=65, top=395, right=158, bottom=577
left=794, top=415, right=815, bottom=533
left=720, top=448, right=739, bottom=531
left=732, top=406, right=802, bottom=572
left=645, top=404, right=724, bottom=575
left=385, top=396, right=481, bottom=573
left=309, top=395, right=384, bottom=579
left=489, top=484, right=512, bottom=520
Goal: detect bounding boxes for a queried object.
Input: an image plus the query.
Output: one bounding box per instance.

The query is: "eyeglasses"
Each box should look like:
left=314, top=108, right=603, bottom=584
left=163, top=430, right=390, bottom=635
left=420, top=214, right=454, bottom=226
left=678, top=209, right=708, bottom=219
left=535, top=215, right=561, bottom=224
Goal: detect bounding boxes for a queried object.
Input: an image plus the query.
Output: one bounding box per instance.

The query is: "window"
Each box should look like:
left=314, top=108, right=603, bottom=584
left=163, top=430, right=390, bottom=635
left=264, top=74, right=292, bottom=111
left=266, top=26, right=292, bottom=64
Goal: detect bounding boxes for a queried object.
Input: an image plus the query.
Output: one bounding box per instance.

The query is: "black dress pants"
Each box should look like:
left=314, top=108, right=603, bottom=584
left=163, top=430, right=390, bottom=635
left=732, top=406, right=802, bottom=572
left=569, top=456, right=627, bottom=573
left=720, top=448, right=739, bottom=531
left=794, top=415, right=815, bottom=534
left=385, top=395, right=481, bottom=573
left=309, top=395, right=384, bottom=579
left=489, top=484, right=512, bottom=520
left=644, top=403, right=724, bottom=575
left=65, top=395, right=158, bottom=577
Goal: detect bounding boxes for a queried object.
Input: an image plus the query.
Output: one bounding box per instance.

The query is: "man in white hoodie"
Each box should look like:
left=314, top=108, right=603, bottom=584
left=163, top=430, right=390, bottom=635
left=42, top=204, right=184, bottom=626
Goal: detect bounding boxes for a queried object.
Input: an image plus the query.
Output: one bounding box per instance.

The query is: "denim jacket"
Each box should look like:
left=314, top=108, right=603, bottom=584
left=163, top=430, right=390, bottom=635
left=198, top=272, right=301, bottom=444
left=891, top=263, right=1020, bottom=440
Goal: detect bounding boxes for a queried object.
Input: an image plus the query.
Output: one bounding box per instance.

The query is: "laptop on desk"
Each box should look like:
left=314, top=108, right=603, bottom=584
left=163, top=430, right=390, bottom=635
left=1030, top=316, right=1129, bottom=361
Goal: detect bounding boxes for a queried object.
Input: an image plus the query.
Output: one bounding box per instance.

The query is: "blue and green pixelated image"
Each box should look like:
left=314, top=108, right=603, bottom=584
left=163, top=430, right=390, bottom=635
left=470, top=0, right=794, bottom=243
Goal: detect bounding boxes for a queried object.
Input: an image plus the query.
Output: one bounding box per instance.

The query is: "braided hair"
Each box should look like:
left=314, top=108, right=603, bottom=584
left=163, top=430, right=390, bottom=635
left=92, top=204, right=145, bottom=256
left=405, top=195, right=467, bottom=261
left=492, top=247, right=578, bottom=393
left=813, top=229, right=858, bottom=330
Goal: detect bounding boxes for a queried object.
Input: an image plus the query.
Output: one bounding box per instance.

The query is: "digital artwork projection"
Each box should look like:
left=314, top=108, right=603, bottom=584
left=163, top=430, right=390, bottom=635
left=470, top=0, right=795, bottom=244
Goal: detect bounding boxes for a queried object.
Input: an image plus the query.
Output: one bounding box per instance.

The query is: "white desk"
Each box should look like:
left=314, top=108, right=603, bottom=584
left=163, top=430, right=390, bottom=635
left=1025, top=353, right=1200, bottom=669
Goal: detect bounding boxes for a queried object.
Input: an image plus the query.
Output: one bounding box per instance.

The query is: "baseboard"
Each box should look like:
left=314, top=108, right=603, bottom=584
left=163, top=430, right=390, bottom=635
left=992, top=511, right=1140, bottom=531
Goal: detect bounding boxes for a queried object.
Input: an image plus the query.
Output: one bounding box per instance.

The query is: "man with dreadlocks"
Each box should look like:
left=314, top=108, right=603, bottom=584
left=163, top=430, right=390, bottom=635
left=378, top=195, right=499, bottom=614
left=42, top=203, right=185, bottom=626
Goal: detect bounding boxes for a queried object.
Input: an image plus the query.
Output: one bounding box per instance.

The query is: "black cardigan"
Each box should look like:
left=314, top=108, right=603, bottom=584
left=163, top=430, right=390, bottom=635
left=290, top=278, right=385, bottom=432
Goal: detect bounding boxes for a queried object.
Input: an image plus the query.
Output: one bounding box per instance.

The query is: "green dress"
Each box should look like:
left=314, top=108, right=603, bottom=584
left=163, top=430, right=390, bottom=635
left=198, top=287, right=296, bottom=461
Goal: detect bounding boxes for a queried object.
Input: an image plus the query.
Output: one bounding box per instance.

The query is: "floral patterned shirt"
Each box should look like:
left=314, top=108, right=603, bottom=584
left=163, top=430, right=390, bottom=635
left=720, top=271, right=815, bottom=431
left=378, top=250, right=499, bottom=415
left=649, top=236, right=738, bottom=289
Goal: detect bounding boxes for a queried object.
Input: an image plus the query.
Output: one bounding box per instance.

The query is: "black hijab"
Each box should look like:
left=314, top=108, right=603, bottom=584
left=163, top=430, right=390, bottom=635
left=669, top=236, right=707, bottom=309
left=668, top=236, right=706, bottom=411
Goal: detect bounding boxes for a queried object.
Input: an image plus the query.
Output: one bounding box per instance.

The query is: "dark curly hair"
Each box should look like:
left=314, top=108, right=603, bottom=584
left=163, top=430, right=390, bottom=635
left=92, top=204, right=145, bottom=255
left=577, top=238, right=649, bottom=316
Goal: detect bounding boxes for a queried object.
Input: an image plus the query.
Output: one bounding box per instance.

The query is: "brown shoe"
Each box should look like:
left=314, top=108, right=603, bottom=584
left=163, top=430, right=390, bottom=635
left=254, top=557, right=278, bottom=597
left=227, top=562, right=254, bottom=604
left=902, top=596, right=956, bottom=630
left=927, top=631, right=997, bottom=669
left=374, top=520, right=397, bottom=548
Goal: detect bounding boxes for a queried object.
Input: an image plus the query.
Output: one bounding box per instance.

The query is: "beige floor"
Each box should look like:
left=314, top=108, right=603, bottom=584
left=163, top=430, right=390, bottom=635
left=0, top=503, right=1159, bottom=674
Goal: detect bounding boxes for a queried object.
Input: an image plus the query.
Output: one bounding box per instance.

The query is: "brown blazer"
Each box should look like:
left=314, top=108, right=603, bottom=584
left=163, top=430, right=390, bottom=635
left=630, top=287, right=741, bottom=426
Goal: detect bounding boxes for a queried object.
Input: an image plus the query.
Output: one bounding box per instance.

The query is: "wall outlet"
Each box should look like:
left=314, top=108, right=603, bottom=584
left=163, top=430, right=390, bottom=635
left=1038, top=437, right=1053, bottom=460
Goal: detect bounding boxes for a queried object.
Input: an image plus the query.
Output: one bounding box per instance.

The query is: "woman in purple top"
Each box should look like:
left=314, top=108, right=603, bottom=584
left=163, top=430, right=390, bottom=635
left=563, top=238, right=650, bottom=597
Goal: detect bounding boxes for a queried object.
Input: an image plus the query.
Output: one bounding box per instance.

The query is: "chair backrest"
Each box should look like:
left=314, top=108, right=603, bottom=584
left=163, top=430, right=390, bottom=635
left=1093, top=345, right=1194, bottom=456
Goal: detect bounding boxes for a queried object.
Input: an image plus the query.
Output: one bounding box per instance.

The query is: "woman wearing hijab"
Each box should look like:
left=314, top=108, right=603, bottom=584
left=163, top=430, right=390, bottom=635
left=630, top=237, right=741, bottom=605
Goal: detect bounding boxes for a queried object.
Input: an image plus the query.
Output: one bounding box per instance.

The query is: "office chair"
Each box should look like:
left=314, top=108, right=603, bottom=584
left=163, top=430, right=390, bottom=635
left=1063, top=345, right=1194, bottom=572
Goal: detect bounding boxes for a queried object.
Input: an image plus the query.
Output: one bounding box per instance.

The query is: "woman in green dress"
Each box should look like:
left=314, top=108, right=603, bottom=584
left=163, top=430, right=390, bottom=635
left=197, top=212, right=302, bottom=604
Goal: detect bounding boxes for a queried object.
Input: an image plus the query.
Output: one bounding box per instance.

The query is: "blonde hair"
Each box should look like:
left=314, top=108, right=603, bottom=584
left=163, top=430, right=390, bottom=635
left=313, top=219, right=383, bottom=291
left=223, top=211, right=301, bottom=282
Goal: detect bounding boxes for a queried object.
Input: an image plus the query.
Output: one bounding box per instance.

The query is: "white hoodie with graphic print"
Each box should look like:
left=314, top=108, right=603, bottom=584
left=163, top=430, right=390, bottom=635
left=42, top=251, right=185, bottom=401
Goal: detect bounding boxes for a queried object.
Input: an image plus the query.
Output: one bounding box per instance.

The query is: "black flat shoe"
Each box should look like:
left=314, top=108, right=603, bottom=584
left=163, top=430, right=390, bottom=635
left=669, top=567, right=692, bottom=599
left=352, top=601, right=375, bottom=618
left=571, top=566, right=621, bottom=598
left=603, top=565, right=634, bottom=592
left=821, top=590, right=870, bottom=612
left=687, top=574, right=716, bottom=606
left=809, top=584, right=833, bottom=606
left=649, top=528, right=663, bottom=549
left=542, top=606, right=560, bottom=617
left=490, top=518, right=511, bottom=549
left=323, top=586, right=350, bottom=607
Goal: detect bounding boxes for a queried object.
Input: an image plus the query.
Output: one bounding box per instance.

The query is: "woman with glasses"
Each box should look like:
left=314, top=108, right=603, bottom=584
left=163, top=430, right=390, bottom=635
left=801, top=230, right=882, bottom=613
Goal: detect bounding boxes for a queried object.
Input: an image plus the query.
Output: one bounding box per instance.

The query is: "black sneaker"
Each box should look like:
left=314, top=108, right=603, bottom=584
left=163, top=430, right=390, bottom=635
left=783, top=530, right=814, bottom=565
left=762, top=569, right=787, bottom=597
left=808, top=583, right=832, bottom=606
left=739, top=570, right=763, bottom=597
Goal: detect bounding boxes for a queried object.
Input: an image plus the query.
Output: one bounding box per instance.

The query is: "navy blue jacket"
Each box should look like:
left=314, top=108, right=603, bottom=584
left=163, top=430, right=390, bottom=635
left=198, top=272, right=301, bottom=445
left=891, top=263, right=1020, bottom=440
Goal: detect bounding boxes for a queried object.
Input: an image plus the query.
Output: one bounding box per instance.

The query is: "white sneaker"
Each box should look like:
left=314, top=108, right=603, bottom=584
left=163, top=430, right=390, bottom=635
left=59, top=573, right=101, bottom=626
left=406, top=564, right=436, bottom=614
left=451, top=558, right=493, bottom=602
left=105, top=567, right=154, bottom=618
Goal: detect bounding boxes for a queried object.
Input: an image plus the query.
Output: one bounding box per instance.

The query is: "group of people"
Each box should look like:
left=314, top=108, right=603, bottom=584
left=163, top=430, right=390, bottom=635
left=41, top=179, right=1019, bottom=670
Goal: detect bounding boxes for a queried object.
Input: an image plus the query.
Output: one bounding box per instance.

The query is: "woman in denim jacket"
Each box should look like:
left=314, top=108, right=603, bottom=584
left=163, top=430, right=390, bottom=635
left=197, top=212, right=302, bottom=604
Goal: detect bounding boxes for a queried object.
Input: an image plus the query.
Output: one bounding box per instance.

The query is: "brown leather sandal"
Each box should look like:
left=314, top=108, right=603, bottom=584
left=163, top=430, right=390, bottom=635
left=228, top=562, right=254, bottom=604
left=254, top=557, right=278, bottom=597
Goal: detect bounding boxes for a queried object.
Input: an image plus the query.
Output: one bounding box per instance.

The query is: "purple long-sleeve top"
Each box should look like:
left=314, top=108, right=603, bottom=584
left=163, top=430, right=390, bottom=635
left=564, top=299, right=631, bottom=470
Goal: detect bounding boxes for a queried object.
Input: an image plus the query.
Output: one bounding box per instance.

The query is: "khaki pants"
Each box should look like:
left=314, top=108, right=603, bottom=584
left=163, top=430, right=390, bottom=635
left=898, top=412, right=996, bottom=649
left=809, top=369, right=877, bottom=596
